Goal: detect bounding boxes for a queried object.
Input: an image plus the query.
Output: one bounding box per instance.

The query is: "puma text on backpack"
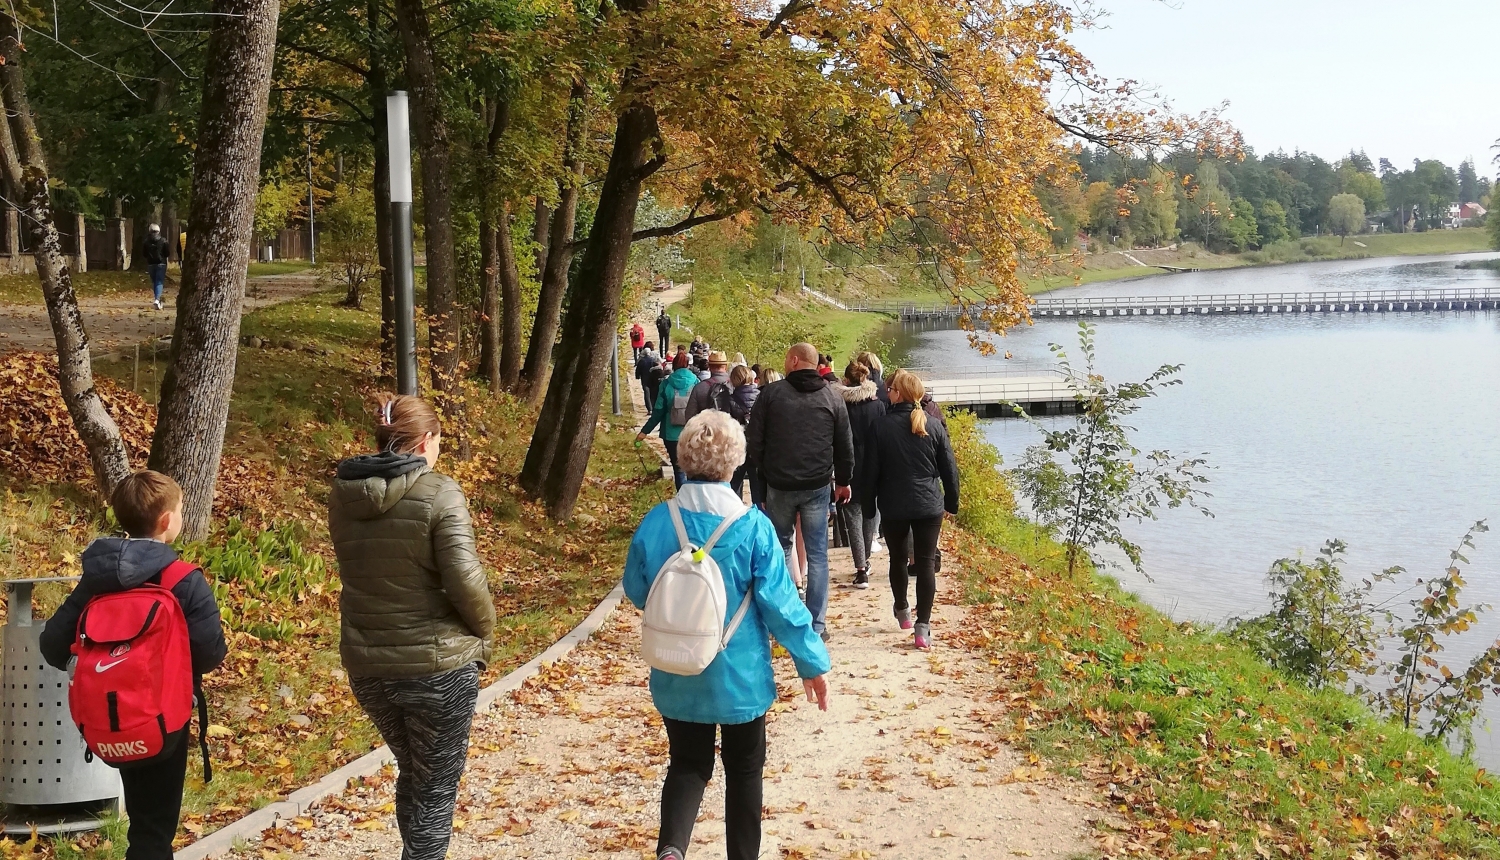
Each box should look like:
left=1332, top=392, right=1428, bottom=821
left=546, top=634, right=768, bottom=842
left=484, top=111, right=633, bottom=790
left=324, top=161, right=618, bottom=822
left=641, top=499, right=752, bottom=675
left=69, top=559, right=211, bottom=779
left=708, top=381, right=735, bottom=414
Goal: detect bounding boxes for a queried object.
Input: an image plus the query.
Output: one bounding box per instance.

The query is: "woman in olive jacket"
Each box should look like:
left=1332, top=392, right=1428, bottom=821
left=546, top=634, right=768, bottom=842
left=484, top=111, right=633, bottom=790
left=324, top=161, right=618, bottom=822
left=859, top=370, right=959, bottom=651
left=329, top=395, right=495, bottom=860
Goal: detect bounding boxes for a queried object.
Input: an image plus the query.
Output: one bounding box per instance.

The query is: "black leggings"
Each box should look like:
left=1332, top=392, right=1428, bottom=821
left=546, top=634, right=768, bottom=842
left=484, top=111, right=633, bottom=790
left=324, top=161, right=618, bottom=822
left=882, top=516, right=943, bottom=625
left=658, top=716, right=767, bottom=860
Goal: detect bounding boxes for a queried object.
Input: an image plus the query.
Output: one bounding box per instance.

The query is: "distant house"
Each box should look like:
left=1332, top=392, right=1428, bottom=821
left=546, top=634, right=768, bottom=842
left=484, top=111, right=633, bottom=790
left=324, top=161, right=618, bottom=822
left=1444, top=202, right=1487, bottom=229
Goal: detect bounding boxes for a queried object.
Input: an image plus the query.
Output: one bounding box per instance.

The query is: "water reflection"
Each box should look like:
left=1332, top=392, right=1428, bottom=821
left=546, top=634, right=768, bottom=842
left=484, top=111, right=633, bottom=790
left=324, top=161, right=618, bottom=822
left=883, top=253, right=1500, bottom=764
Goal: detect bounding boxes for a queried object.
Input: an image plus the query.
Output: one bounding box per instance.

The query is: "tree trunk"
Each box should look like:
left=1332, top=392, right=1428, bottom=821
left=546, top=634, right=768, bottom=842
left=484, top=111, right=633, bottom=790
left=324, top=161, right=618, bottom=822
left=478, top=218, right=501, bottom=391
left=392, top=0, right=459, bottom=393
left=519, top=84, right=659, bottom=520
left=497, top=202, right=523, bottom=389
left=516, top=83, right=587, bottom=403
left=532, top=197, right=550, bottom=276
left=367, top=0, right=396, bottom=382
left=147, top=0, right=280, bottom=539
left=0, top=18, right=131, bottom=499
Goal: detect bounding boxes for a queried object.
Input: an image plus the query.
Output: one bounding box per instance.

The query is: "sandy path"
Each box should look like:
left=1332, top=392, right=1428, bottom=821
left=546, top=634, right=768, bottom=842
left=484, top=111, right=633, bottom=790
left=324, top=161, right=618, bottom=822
left=0, top=272, right=324, bottom=353
left=230, top=549, right=1099, bottom=860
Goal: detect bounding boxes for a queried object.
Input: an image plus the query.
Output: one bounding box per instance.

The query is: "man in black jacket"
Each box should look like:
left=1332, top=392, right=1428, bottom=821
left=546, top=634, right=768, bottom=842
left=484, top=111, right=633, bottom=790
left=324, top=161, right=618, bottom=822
left=655, top=308, right=672, bottom=351
left=745, top=342, right=854, bottom=639
left=141, top=223, right=171, bottom=310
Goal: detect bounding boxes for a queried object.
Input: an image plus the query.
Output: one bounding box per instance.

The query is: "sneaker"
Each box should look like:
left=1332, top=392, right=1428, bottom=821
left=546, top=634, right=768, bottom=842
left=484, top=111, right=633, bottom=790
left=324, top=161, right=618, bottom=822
left=870, top=540, right=883, bottom=555
left=658, top=848, right=684, bottom=860
left=853, top=569, right=870, bottom=589
left=152, top=298, right=163, bottom=310
left=894, top=607, right=913, bottom=630
left=819, top=629, right=831, bottom=643
left=913, top=622, right=932, bottom=650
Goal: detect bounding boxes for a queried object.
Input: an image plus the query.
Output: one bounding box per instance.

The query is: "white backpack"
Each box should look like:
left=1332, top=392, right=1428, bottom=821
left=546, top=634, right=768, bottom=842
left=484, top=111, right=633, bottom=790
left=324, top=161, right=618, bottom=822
left=641, top=499, right=753, bottom=675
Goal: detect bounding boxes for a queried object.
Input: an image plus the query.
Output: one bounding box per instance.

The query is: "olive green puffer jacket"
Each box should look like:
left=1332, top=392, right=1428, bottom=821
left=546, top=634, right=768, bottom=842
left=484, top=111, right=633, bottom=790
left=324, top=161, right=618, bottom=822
left=329, top=452, right=495, bottom=678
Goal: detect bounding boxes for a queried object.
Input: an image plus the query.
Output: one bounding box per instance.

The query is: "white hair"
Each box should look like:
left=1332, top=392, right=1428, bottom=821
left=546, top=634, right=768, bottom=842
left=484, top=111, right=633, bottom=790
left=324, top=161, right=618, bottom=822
left=677, top=410, right=745, bottom=482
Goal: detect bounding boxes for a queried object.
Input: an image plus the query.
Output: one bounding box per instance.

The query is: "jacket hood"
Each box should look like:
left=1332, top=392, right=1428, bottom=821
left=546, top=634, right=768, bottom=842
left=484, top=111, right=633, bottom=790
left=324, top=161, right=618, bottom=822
left=332, top=453, right=433, bottom=520
left=80, top=537, right=179, bottom=592
left=669, top=367, right=700, bottom=387
left=837, top=379, right=878, bottom=403
left=787, top=368, right=826, bottom=393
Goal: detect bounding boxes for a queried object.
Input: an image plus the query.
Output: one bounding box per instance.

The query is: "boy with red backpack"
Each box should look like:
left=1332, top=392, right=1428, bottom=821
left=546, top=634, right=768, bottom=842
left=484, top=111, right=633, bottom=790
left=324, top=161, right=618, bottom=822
left=40, top=470, right=227, bottom=860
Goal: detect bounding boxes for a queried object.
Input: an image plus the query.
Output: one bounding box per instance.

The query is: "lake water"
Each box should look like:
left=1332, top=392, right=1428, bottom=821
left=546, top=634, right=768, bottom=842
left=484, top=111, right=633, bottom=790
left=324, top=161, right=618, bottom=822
left=882, top=251, right=1500, bottom=765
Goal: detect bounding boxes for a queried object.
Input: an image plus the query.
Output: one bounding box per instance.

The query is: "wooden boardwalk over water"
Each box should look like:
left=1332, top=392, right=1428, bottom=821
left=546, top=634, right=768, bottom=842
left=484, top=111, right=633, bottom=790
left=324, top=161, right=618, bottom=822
left=851, top=286, right=1500, bottom=320
left=917, top=370, right=1081, bottom=417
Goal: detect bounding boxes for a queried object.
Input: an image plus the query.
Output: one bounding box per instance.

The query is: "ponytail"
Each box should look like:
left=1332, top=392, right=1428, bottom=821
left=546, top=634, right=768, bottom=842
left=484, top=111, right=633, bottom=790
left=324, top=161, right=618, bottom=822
left=887, top=369, right=929, bottom=437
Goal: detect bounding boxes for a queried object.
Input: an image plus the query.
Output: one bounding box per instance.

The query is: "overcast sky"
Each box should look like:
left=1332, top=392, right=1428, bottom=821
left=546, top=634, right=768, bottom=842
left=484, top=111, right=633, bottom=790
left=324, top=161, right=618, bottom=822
left=1068, top=0, right=1498, bottom=174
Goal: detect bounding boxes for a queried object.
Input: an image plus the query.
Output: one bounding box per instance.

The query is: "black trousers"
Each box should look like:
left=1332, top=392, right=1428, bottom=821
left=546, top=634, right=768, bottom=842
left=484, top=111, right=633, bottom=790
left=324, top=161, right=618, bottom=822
left=882, top=516, right=943, bottom=625
left=658, top=716, right=767, bottom=860
left=350, top=663, right=480, bottom=860
left=120, top=731, right=190, bottom=860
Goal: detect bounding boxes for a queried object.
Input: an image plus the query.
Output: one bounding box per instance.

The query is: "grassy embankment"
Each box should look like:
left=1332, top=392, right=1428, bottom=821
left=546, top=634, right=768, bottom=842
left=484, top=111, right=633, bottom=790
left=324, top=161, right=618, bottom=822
left=944, top=411, right=1500, bottom=858
left=0, top=285, right=665, bottom=858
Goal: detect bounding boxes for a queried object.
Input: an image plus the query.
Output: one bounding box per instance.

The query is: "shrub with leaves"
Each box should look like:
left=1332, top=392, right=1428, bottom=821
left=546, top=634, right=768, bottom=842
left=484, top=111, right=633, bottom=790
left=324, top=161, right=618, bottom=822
left=317, top=182, right=380, bottom=309
left=1229, top=539, right=1396, bottom=691
left=1378, top=521, right=1500, bottom=746
left=183, top=517, right=334, bottom=642
left=1010, top=322, right=1211, bottom=574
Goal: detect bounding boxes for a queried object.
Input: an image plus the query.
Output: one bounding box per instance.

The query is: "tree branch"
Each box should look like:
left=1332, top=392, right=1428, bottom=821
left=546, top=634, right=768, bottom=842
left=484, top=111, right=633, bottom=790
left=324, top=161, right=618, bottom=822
left=760, top=0, right=812, bottom=39
left=284, top=41, right=370, bottom=79
left=631, top=209, right=737, bottom=242
left=773, top=141, right=858, bottom=218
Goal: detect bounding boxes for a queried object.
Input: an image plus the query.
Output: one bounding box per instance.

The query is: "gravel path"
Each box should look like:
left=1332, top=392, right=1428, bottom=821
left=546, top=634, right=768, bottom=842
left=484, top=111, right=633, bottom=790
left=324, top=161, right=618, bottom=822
left=230, top=551, right=1100, bottom=860
left=0, top=272, right=323, bottom=354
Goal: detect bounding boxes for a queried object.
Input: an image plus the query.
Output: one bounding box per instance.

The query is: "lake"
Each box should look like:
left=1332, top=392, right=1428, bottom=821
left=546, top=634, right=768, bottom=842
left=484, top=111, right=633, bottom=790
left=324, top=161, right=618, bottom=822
left=882, top=251, right=1500, bottom=765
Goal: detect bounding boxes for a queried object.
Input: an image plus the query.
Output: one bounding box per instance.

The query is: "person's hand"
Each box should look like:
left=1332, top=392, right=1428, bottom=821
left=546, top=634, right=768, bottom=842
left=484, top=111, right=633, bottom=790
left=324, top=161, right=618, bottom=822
left=803, top=675, right=829, bottom=711
left=832, top=484, right=852, bottom=504
left=635, top=432, right=648, bottom=443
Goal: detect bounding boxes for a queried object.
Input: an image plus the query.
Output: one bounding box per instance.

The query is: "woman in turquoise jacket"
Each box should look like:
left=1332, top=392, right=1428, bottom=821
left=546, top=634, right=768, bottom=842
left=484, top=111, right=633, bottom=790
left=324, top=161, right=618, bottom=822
left=637, top=352, right=702, bottom=489
left=625, top=410, right=830, bottom=860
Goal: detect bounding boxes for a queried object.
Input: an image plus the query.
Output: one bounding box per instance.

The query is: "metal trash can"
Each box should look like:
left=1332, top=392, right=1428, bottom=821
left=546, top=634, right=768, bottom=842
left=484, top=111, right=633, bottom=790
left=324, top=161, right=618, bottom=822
left=0, top=578, right=121, bottom=834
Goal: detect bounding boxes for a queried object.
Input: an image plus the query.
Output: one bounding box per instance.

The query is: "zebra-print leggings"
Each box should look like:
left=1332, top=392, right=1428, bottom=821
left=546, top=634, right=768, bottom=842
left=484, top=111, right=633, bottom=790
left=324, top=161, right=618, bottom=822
left=350, top=663, right=480, bottom=860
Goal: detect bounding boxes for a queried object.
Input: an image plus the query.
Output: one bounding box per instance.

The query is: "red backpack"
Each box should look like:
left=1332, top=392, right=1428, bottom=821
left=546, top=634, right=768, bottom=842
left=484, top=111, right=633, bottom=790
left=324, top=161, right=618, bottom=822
left=69, top=559, right=211, bottom=779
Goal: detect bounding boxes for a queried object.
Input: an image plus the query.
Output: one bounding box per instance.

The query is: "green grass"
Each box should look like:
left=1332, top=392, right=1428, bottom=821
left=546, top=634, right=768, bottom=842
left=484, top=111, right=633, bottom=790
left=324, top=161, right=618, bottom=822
left=247, top=260, right=315, bottom=277
left=945, top=411, right=1500, bottom=859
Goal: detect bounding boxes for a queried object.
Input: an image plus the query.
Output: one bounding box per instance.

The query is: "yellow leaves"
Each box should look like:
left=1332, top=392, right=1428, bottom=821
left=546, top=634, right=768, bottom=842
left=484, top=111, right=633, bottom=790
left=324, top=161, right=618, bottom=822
left=352, top=820, right=386, bottom=831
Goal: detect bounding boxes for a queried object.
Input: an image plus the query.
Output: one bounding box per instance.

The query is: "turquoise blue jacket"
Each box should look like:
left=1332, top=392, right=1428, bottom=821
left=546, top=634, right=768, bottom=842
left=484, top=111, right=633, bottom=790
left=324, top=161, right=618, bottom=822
left=640, top=367, right=702, bottom=442
left=624, top=483, right=831, bottom=725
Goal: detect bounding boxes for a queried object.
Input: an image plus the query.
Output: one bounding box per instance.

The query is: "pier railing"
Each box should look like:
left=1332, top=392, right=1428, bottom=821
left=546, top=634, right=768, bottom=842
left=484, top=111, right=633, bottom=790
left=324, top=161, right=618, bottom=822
left=848, top=286, right=1500, bottom=319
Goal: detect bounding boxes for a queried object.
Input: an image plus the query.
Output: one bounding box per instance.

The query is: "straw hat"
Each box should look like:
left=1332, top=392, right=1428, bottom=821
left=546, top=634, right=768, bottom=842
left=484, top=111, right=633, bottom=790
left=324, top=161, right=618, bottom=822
left=708, top=350, right=729, bottom=364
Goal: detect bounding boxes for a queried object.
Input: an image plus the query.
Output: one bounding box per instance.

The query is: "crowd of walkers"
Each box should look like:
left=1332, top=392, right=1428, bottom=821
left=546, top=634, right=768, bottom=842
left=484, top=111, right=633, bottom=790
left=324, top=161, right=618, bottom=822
left=41, top=306, right=957, bottom=860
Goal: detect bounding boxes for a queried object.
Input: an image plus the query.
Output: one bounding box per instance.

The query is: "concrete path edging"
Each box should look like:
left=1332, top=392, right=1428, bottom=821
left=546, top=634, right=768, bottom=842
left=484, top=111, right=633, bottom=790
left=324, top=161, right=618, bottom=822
left=174, top=583, right=628, bottom=860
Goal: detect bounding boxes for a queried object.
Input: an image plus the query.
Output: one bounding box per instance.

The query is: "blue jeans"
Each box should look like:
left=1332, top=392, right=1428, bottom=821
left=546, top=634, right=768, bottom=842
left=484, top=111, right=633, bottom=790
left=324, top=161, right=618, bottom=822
left=148, top=263, right=167, bottom=301
left=664, top=440, right=685, bottom=489
left=763, top=484, right=831, bottom=633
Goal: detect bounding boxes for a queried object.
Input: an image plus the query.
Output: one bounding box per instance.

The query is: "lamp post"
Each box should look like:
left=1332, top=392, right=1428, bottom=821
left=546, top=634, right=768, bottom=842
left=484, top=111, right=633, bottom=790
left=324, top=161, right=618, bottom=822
left=388, top=91, right=418, bottom=395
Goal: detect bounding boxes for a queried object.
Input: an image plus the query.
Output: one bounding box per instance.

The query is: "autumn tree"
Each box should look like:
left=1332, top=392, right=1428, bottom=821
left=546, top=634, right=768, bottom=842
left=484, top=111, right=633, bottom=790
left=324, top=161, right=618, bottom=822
left=149, top=0, right=281, bottom=538
left=518, top=0, right=1235, bottom=520
left=0, top=9, right=130, bottom=497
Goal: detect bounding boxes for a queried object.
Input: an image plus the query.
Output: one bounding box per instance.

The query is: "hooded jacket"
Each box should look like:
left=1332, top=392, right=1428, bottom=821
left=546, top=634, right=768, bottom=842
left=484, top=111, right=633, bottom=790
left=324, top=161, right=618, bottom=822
left=728, top=381, right=759, bottom=425
left=624, top=482, right=830, bottom=724
left=40, top=538, right=227, bottom=676
left=328, top=452, right=495, bottom=678
left=745, top=369, right=855, bottom=491
left=641, top=367, right=702, bottom=442
left=860, top=402, right=960, bottom=521
left=836, top=379, right=886, bottom=498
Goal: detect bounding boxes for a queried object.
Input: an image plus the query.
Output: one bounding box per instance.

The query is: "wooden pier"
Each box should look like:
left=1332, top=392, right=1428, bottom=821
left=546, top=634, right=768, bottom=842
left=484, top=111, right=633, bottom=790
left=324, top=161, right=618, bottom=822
left=850, top=286, right=1500, bottom=321
left=918, top=371, right=1081, bottom=418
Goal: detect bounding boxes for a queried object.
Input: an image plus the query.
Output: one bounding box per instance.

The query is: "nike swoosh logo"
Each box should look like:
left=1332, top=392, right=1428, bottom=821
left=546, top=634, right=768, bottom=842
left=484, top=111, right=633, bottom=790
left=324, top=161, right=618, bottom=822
left=94, top=659, right=126, bottom=673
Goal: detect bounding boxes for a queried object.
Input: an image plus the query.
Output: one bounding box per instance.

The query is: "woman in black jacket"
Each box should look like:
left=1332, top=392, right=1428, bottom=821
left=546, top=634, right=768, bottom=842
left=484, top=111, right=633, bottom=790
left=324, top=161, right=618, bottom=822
left=860, top=369, right=959, bottom=650
left=836, top=362, right=885, bottom=589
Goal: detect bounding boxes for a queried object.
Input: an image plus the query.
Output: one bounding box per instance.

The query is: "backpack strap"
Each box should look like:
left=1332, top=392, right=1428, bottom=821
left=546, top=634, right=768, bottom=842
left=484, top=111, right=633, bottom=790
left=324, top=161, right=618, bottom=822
left=721, top=583, right=756, bottom=649
left=696, top=504, right=749, bottom=562
left=665, top=499, right=693, bottom=555
left=195, top=677, right=213, bottom=783
left=159, top=559, right=200, bottom=591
